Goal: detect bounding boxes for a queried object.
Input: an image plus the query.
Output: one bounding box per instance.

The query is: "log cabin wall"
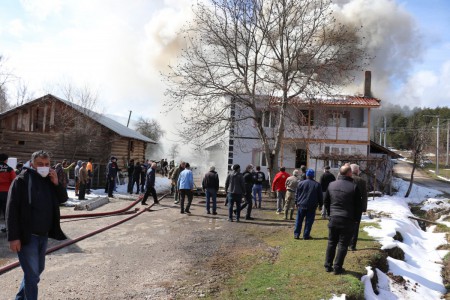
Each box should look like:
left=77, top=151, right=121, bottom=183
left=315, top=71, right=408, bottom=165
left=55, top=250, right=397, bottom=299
left=110, top=136, right=147, bottom=171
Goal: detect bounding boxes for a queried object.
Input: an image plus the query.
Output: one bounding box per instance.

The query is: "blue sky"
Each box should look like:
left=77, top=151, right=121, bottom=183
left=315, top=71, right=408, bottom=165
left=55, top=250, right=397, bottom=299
left=0, top=0, right=449, bottom=128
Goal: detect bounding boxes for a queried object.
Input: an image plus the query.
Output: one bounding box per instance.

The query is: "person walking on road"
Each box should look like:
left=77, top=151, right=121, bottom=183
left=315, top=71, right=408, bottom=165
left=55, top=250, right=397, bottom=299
left=225, top=164, right=245, bottom=222
left=272, top=167, right=290, bottom=214
left=349, top=164, right=368, bottom=251
left=323, top=165, right=362, bottom=275
left=252, top=166, right=265, bottom=208
left=202, top=166, right=219, bottom=215
left=238, top=165, right=254, bottom=220
left=177, top=163, right=194, bottom=214
left=6, top=150, right=67, bottom=300
left=293, top=169, right=322, bottom=239
left=141, top=163, right=159, bottom=205
left=171, top=162, right=185, bottom=204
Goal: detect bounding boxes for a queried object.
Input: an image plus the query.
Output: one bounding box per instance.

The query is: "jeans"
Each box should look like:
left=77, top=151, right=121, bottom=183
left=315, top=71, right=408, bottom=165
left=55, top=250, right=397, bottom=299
left=205, top=188, right=217, bottom=213
left=228, top=193, right=242, bottom=220
left=325, top=223, right=354, bottom=271
left=16, top=234, right=48, bottom=300
left=276, top=191, right=286, bottom=212
left=294, top=208, right=316, bottom=238
left=252, top=184, right=262, bottom=206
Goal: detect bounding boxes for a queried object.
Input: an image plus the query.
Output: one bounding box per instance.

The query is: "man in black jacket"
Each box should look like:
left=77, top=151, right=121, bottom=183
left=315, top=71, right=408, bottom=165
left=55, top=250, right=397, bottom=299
left=238, top=164, right=254, bottom=220
left=202, top=166, right=219, bottom=215
left=319, top=165, right=336, bottom=218
left=141, top=162, right=159, bottom=205
left=324, top=164, right=362, bottom=275
left=6, top=150, right=67, bottom=300
left=225, top=164, right=245, bottom=222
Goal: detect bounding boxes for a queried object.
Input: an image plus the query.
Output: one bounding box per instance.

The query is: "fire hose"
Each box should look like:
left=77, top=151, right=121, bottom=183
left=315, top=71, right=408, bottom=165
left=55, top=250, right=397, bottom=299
left=0, top=194, right=168, bottom=275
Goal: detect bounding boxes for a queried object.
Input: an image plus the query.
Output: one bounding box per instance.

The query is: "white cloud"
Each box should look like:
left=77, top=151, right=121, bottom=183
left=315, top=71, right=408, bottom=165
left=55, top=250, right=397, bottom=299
left=8, top=19, right=26, bottom=37
left=19, top=0, right=62, bottom=20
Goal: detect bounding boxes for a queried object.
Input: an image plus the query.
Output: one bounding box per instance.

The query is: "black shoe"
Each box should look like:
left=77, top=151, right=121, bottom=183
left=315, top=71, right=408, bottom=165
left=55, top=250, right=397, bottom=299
left=236, top=219, right=240, bottom=222
left=207, top=211, right=211, bottom=214
left=294, top=236, right=300, bottom=240
left=108, top=195, right=114, bottom=198
left=303, top=236, right=313, bottom=240
left=334, top=268, right=345, bottom=275
left=349, top=247, right=356, bottom=251
left=141, top=202, right=148, bottom=205
left=227, top=218, right=233, bottom=222
left=154, top=201, right=159, bottom=204
left=185, top=210, right=191, bottom=214
left=245, top=217, right=254, bottom=220
left=181, top=211, right=185, bottom=214
left=325, top=266, right=333, bottom=272
left=212, top=212, right=217, bottom=215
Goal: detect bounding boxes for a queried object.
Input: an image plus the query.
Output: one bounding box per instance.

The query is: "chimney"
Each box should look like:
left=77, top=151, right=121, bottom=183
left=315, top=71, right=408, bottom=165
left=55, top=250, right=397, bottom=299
left=364, top=71, right=372, bottom=97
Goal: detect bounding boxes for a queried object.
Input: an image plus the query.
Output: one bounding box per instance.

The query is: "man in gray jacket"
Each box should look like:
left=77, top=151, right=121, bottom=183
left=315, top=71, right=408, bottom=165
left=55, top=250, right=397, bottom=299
left=225, top=164, right=245, bottom=222
left=283, top=169, right=299, bottom=220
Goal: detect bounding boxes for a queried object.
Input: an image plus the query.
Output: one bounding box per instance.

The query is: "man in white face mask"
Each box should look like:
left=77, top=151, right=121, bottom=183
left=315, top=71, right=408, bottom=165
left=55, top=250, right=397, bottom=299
left=5, top=150, right=68, bottom=300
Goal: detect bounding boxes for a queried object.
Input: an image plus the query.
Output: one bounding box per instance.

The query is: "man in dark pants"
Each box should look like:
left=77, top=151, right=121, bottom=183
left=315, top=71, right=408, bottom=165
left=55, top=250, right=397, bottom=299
left=141, top=162, right=159, bottom=205
left=202, top=166, right=219, bottom=215
left=293, top=169, right=322, bottom=239
left=6, top=150, right=67, bottom=300
left=324, top=165, right=362, bottom=275
left=132, top=162, right=141, bottom=194
left=177, top=163, right=194, bottom=214
left=238, top=164, right=254, bottom=220
left=127, top=159, right=135, bottom=194
left=349, top=164, right=368, bottom=251
left=225, top=164, right=245, bottom=222
left=319, top=165, right=336, bottom=219
left=106, top=156, right=118, bottom=198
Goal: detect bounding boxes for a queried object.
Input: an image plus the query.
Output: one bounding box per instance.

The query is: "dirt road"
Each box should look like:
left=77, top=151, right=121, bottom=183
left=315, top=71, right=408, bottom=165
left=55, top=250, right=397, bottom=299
left=0, top=194, right=288, bottom=299
left=394, top=160, right=450, bottom=195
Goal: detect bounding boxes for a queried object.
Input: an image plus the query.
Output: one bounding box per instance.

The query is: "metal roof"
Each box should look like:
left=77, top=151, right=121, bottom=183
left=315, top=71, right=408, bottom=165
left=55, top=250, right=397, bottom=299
left=269, top=95, right=381, bottom=107
left=0, top=94, right=156, bottom=144
left=52, top=95, right=156, bottom=144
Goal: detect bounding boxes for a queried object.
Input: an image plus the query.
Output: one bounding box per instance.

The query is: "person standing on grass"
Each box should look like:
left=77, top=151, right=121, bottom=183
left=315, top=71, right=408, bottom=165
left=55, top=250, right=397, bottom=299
left=349, top=163, right=368, bottom=251
left=141, top=163, right=159, bottom=205
left=177, top=163, right=194, bottom=214
left=272, top=167, right=290, bottom=214
left=283, top=169, right=299, bottom=221
left=252, top=166, right=265, bottom=208
left=323, top=164, right=362, bottom=275
left=6, top=150, right=67, bottom=300
left=202, top=166, right=219, bottom=215
left=293, top=169, right=322, bottom=240
left=225, top=164, right=245, bottom=222
left=319, top=165, right=336, bottom=219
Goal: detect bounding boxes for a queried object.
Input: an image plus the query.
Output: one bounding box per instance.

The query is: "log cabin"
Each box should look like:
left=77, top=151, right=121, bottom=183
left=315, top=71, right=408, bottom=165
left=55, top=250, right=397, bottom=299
left=0, top=94, right=156, bottom=186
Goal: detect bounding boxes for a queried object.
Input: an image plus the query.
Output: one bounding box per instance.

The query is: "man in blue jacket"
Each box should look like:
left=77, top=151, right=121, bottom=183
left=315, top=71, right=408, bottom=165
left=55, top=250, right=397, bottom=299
left=294, top=169, right=323, bottom=240
left=141, top=162, right=159, bottom=205
left=6, top=150, right=67, bottom=300
left=177, top=163, right=194, bottom=214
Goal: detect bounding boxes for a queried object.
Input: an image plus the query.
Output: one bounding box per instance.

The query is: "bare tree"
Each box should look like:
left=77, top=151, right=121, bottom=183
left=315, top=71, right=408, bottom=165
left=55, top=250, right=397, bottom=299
left=0, top=55, right=13, bottom=113
left=134, top=117, right=165, bottom=142
left=405, top=118, right=432, bottom=198
left=164, top=0, right=368, bottom=182
left=13, top=79, right=34, bottom=107
left=168, top=143, right=180, bottom=160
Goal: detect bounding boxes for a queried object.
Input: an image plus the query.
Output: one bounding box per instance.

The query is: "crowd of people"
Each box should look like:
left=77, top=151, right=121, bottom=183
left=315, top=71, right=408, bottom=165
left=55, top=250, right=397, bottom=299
left=1, top=149, right=368, bottom=299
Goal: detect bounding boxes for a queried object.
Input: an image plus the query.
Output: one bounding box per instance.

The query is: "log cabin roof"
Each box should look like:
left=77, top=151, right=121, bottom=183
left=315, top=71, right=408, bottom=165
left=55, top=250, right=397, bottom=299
left=0, top=94, right=156, bottom=144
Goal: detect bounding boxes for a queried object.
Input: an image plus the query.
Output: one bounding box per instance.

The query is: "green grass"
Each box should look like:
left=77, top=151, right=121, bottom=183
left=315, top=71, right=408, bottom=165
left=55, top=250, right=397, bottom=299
left=214, top=211, right=381, bottom=300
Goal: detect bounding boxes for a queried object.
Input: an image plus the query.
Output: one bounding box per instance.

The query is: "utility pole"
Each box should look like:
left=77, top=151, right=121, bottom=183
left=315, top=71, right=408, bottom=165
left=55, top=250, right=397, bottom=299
left=424, top=115, right=440, bottom=175
left=127, top=110, right=132, bottom=127
left=446, top=120, right=450, bottom=167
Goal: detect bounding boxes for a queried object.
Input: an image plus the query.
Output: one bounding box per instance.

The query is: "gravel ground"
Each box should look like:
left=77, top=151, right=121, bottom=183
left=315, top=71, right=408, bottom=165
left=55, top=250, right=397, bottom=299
left=0, top=192, right=290, bottom=299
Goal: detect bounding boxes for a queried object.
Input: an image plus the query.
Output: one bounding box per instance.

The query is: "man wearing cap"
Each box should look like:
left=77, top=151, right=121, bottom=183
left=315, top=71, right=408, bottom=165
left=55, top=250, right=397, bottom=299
left=324, top=164, right=362, bottom=275
left=319, top=166, right=336, bottom=219
left=225, top=164, right=245, bottom=222
left=283, top=169, right=299, bottom=220
left=272, top=167, right=290, bottom=214
left=202, top=166, right=219, bottom=215
left=294, top=169, right=323, bottom=240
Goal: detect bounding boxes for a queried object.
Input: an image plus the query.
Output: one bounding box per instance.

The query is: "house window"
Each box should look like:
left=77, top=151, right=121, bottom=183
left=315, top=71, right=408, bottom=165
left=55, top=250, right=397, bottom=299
left=17, top=141, right=25, bottom=145
left=298, top=110, right=313, bottom=126
left=263, top=111, right=277, bottom=128
left=128, top=140, right=134, bottom=152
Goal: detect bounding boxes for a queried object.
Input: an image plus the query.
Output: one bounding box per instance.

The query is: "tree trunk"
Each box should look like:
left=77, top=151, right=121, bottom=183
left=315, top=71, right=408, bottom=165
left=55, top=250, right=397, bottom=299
left=405, top=155, right=417, bottom=198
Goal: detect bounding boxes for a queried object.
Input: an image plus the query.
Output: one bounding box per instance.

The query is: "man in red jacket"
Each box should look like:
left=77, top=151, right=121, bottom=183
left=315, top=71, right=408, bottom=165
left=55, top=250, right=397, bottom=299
left=0, top=153, right=16, bottom=232
left=272, top=167, right=290, bottom=214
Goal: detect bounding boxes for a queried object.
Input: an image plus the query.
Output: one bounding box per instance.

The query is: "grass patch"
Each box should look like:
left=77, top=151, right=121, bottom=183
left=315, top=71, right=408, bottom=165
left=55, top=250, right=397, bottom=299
left=215, top=210, right=381, bottom=300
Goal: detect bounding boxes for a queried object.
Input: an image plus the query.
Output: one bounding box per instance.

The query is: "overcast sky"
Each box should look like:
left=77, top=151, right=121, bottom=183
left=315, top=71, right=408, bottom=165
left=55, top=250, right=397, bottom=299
left=1, top=0, right=449, bottom=142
